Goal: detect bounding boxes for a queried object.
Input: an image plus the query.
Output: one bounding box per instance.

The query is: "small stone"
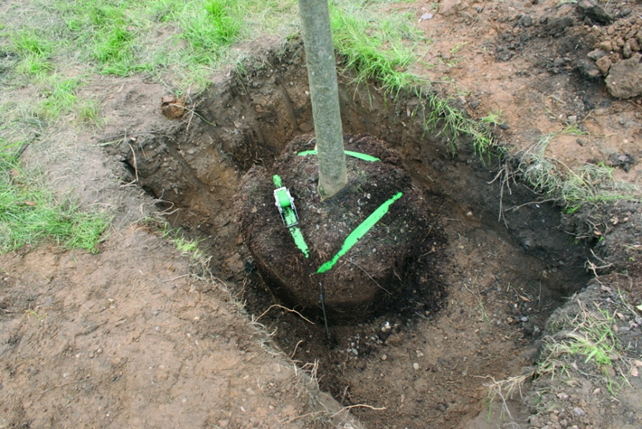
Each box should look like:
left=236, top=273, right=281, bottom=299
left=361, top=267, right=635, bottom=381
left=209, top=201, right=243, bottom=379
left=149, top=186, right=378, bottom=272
left=438, top=0, right=467, bottom=17
left=530, top=416, right=542, bottom=426
left=606, top=53, right=642, bottom=98
left=520, top=316, right=529, bottom=322
left=160, top=96, right=186, bottom=120
left=623, top=42, right=632, bottom=58
left=588, top=49, right=608, bottom=60
left=520, top=15, right=533, bottom=27
left=577, top=0, right=613, bottom=25
left=598, top=41, right=613, bottom=52
left=420, top=13, right=433, bottom=20
left=573, top=407, right=586, bottom=417
left=416, top=350, right=424, bottom=357
left=413, top=362, right=420, bottom=370
left=616, top=37, right=625, bottom=48
left=381, top=354, right=388, bottom=361
left=630, top=38, right=640, bottom=52
left=557, top=392, right=569, bottom=400
left=596, top=56, right=612, bottom=75
left=567, top=115, right=577, bottom=124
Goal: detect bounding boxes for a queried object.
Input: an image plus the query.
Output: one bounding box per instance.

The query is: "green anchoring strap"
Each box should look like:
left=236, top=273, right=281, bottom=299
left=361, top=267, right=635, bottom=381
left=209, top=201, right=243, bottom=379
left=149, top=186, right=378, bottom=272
left=316, top=192, right=403, bottom=274
left=273, top=175, right=309, bottom=258
left=298, top=150, right=380, bottom=162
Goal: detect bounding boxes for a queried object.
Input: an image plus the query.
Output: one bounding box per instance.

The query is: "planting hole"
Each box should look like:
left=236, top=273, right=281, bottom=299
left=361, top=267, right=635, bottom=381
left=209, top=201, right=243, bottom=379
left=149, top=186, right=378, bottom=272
left=111, top=43, right=592, bottom=427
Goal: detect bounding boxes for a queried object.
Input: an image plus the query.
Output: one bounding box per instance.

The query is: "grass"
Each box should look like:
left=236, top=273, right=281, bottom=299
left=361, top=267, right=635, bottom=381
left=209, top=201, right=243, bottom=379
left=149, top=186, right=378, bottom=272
left=0, top=138, right=109, bottom=253
left=538, top=295, right=629, bottom=395
left=330, top=2, right=426, bottom=95
left=517, top=129, right=638, bottom=214
left=480, top=109, right=503, bottom=126
left=35, top=75, right=99, bottom=123
left=161, top=224, right=210, bottom=267
left=10, top=29, right=54, bottom=77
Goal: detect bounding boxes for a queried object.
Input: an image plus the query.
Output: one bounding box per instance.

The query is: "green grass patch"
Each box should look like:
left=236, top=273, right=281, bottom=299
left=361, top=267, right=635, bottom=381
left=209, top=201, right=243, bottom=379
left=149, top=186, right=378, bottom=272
left=330, top=1, right=426, bottom=94
left=10, top=28, right=52, bottom=57
left=0, top=139, right=109, bottom=253
left=15, top=53, right=54, bottom=76
left=179, top=0, right=242, bottom=65
left=34, top=75, right=99, bottom=124
left=10, top=29, right=54, bottom=76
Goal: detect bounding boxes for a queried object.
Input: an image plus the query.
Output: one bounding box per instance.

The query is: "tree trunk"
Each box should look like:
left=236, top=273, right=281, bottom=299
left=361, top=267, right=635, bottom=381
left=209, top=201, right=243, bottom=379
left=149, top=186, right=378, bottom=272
left=297, top=0, right=347, bottom=198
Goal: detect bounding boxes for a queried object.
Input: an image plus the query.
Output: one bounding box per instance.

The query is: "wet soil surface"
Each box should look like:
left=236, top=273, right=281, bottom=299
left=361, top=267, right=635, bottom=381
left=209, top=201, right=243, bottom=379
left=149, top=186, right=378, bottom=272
left=2, top=0, right=642, bottom=428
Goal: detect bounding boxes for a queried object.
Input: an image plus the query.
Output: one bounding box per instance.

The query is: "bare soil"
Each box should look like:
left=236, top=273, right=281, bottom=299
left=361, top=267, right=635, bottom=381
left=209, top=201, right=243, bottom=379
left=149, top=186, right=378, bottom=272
left=2, top=1, right=642, bottom=428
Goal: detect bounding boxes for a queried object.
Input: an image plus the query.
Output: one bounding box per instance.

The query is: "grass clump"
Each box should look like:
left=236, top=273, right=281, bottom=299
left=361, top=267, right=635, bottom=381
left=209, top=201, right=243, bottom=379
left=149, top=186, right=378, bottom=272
left=34, top=75, right=99, bottom=124
left=536, top=291, right=638, bottom=395
left=518, top=130, right=638, bottom=214
left=179, top=0, right=242, bottom=65
left=0, top=139, right=109, bottom=253
left=160, top=224, right=211, bottom=269
left=330, top=2, right=425, bottom=94
left=10, top=29, right=54, bottom=76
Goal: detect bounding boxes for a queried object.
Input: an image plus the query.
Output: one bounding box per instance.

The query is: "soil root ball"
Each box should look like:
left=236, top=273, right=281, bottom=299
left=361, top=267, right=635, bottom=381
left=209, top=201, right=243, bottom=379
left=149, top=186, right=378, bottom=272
left=237, top=134, right=436, bottom=324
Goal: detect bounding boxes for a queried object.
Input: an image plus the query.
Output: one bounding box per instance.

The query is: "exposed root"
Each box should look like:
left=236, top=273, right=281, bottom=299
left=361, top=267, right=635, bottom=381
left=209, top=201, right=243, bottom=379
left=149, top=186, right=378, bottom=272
left=254, top=304, right=316, bottom=325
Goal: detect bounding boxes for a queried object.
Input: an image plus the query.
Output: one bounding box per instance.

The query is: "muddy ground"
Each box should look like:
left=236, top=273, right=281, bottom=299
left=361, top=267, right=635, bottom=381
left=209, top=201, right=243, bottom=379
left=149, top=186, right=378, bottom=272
left=2, top=0, right=642, bottom=428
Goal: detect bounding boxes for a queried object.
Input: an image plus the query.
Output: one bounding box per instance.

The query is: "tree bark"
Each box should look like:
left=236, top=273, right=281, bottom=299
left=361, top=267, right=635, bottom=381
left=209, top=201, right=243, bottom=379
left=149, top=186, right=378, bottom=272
left=297, top=0, right=347, bottom=198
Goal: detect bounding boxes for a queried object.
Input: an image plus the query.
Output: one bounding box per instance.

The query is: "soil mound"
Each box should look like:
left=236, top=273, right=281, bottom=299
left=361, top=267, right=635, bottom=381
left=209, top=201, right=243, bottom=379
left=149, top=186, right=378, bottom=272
left=238, top=134, right=435, bottom=324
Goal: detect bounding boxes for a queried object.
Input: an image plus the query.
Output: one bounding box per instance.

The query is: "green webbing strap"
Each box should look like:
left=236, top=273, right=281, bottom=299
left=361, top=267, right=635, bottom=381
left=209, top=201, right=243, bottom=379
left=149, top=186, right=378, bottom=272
left=298, top=150, right=380, bottom=162
left=273, top=175, right=309, bottom=258
left=316, top=192, right=403, bottom=274
left=290, top=227, right=309, bottom=258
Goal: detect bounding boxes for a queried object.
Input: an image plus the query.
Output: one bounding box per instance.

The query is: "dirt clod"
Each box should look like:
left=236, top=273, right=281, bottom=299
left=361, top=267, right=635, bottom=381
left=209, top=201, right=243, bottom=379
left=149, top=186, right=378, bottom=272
left=160, top=95, right=186, bottom=119
left=605, top=52, right=642, bottom=98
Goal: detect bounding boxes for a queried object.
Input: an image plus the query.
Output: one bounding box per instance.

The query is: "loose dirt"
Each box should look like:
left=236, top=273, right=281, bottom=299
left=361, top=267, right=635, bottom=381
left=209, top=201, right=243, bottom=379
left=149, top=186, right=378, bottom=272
left=2, top=1, right=642, bottom=428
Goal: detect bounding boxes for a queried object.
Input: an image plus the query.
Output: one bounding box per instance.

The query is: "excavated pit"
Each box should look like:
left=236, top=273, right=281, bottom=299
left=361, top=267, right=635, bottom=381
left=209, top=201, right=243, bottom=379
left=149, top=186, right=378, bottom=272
left=110, top=42, right=594, bottom=427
